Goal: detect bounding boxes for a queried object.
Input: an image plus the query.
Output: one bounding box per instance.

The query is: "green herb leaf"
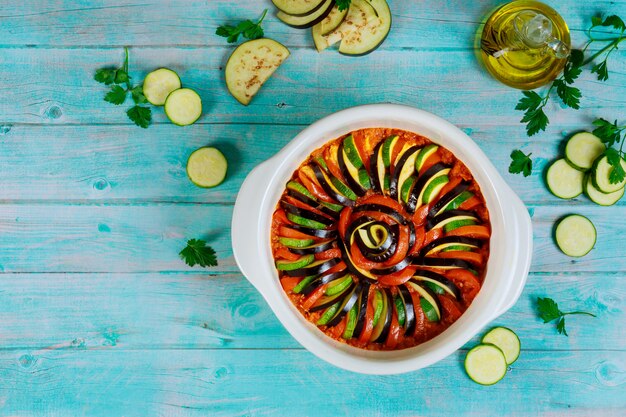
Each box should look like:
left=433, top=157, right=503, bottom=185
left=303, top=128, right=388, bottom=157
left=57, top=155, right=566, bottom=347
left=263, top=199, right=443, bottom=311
left=336, top=0, right=351, bottom=11
left=179, top=239, right=218, bottom=268
left=554, top=79, right=581, bottom=109
left=515, top=90, right=542, bottom=112
left=600, top=15, right=626, bottom=31
left=591, top=61, right=609, bottom=81
left=104, top=85, right=127, bottom=105
left=537, top=297, right=562, bottom=323
left=216, top=9, right=267, bottom=43
left=509, top=149, right=533, bottom=177
left=562, top=62, right=582, bottom=84
left=127, top=105, right=152, bottom=128
left=605, top=148, right=626, bottom=184
left=94, top=68, right=117, bottom=85
left=569, top=49, right=584, bottom=67
left=556, top=317, right=568, bottom=336
left=114, top=69, right=129, bottom=84
left=130, top=85, right=147, bottom=104
left=521, top=107, right=549, bottom=136
left=591, top=16, right=603, bottom=27
left=592, top=118, right=621, bottom=147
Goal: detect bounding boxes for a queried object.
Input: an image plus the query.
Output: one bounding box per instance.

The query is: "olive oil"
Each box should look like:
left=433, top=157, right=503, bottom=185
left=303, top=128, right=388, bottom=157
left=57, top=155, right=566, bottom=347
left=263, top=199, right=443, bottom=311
left=480, top=0, right=570, bottom=89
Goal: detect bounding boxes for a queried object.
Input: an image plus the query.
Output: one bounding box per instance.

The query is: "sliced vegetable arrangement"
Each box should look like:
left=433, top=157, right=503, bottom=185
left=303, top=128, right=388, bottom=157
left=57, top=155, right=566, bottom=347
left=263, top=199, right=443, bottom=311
left=273, top=0, right=392, bottom=56
left=465, top=327, right=520, bottom=385
left=271, top=128, right=492, bottom=350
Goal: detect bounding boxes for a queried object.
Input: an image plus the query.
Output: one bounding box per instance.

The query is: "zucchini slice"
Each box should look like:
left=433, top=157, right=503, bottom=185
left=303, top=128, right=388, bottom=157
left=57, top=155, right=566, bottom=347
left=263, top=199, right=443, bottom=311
left=164, top=88, right=202, bottom=126
left=142, top=68, right=181, bottom=106
left=276, top=254, right=315, bottom=271
left=584, top=173, right=624, bottom=206
left=555, top=214, right=596, bottom=257
left=186, top=147, right=227, bottom=188
left=481, top=327, right=521, bottom=365
left=339, top=0, right=391, bottom=56
left=464, top=344, right=507, bottom=385
left=407, top=164, right=450, bottom=213
left=277, top=0, right=335, bottom=29
left=565, top=132, right=605, bottom=171
left=225, top=38, right=290, bottom=106
left=415, top=144, right=438, bottom=172
left=546, top=159, right=584, bottom=199
left=592, top=155, right=626, bottom=193
left=272, top=0, right=327, bottom=16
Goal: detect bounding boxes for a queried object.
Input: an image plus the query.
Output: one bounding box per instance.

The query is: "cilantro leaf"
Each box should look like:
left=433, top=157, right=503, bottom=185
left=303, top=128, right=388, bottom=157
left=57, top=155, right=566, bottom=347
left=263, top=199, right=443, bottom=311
left=593, top=118, right=622, bottom=147
left=605, top=148, right=626, bottom=184
left=94, top=68, right=117, bottom=85
left=509, top=149, right=533, bottom=177
left=216, top=9, right=267, bottom=43
left=536, top=297, right=595, bottom=337
left=127, top=105, right=152, bottom=128
left=130, top=85, right=147, bottom=104
left=104, top=85, right=127, bottom=105
left=179, top=239, right=218, bottom=268
left=591, top=60, right=609, bottom=82
left=336, top=0, right=351, bottom=11
left=554, top=79, right=581, bottom=109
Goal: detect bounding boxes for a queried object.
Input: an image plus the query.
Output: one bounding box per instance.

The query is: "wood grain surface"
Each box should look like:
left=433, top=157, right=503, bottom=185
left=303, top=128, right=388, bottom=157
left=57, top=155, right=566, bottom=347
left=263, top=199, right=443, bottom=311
left=0, top=0, right=624, bottom=415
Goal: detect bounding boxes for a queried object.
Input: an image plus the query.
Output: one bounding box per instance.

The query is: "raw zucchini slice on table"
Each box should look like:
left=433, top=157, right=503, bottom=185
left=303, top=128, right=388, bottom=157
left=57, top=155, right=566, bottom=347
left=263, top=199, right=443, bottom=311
left=592, top=154, right=626, bottom=193
left=481, top=327, right=521, bottom=365
left=164, top=88, right=202, bottom=126
left=186, top=147, right=228, bottom=188
left=546, top=158, right=584, bottom=199
left=464, top=344, right=508, bottom=385
left=277, top=0, right=335, bottom=29
left=142, top=68, right=181, bottom=106
left=565, top=132, right=605, bottom=171
left=555, top=214, right=596, bottom=257
left=584, top=174, right=624, bottom=206
left=272, top=0, right=328, bottom=16
left=225, top=38, right=290, bottom=106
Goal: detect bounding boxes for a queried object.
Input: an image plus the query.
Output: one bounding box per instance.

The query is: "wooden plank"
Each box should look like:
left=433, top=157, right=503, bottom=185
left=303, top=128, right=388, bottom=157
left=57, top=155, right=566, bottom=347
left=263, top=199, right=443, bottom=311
left=2, top=123, right=622, bottom=205
left=0, top=1, right=624, bottom=47
left=0, top=348, right=622, bottom=416
left=1, top=203, right=625, bottom=273
left=0, top=47, right=624, bottom=126
left=0, top=272, right=621, bottom=350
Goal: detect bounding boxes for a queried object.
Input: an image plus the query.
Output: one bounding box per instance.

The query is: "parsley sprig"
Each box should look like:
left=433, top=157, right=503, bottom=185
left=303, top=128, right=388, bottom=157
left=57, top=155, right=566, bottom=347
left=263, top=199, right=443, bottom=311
left=94, top=48, right=152, bottom=128
left=336, top=0, right=352, bottom=11
left=537, top=297, right=596, bottom=336
left=517, top=15, right=625, bottom=136
left=179, top=239, right=218, bottom=268
left=216, top=9, right=268, bottom=43
left=509, top=149, right=533, bottom=177
left=592, top=118, right=626, bottom=184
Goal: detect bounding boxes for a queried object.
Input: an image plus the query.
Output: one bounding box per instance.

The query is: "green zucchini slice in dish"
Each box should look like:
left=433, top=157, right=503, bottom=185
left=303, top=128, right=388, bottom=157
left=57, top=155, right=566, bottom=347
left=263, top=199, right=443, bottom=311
left=481, top=327, right=521, bottom=365
left=186, top=147, right=227, bottom=188
left=465, top=344, right=508, bottom=385
left=555, top=214, right=596, bottom=257
left=142, top=68, right=181, bottom=106
left=164, top=88, right=202, bottom=126
left=546, top=158, right=584, bottom=199
left=225, top=38, right=290, bottom=106
left=564, top=132, right=605, bottom=171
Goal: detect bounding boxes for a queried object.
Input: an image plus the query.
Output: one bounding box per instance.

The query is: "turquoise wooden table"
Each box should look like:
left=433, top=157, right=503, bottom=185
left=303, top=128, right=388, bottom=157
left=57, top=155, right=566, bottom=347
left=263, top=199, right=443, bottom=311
left=1, top=1, right=625, bottom=415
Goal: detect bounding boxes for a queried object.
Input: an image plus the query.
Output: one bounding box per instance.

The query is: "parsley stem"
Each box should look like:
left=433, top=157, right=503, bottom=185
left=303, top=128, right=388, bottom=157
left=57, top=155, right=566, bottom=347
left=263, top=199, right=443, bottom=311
left=257, top=9, right=268, bottom=25
left=563, top=311, right=596, bottom=317
left=583, top=37, right=626, bottom=65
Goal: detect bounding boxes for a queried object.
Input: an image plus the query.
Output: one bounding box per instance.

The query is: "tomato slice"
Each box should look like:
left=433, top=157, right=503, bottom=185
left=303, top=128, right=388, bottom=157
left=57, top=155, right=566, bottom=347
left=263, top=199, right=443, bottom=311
left=383, top=224, right=410, bottom=266
left=390, top=136, right=408, bottom=172
left=418, top=151, right=442, bottom=175
left=275, top=247, right=301, bottom=261
left=377, top=265, right=416, bottom=286
left=446, top=225, right=491, bottom=240
left=278, top=225, right=315, bottom=239
left=281, top=276, right=301, bottom=293
left=385, top=307, right=402, bottom=349
left=438, top=176, right=462, bottom=198
left=435, top=250, right=484, bottom=267
left=412, top=204, right=430, bottom=225
left=315, top=248, right=342, bottom=260
left=446, top=269, right=481, bottom=305
left=324, top=261, right=347, bottom=275
left=358, top=287, right=376, bottom=344
left=338, top=207, right=352, bottom=240
left=360, top=194, right=405, bottom=214
left=409, top=226, right=425, bottom=255
left=458, top=196, right=482, bottom=211
left=351, top=241, right=378, bottom=270
left=439, top=295, right=462, bottom=322
left=298, top=169, right=334, bottom=203
left=324, top=143, right=346, bottom=181
left=273, top=209, right=290, bottom=226
left=302, top=285, right=326, bottom=311
left=423, top=227, right=443, bottom=246
left=282, top=195, right=336, bottom=222
left=329, top=315, right=347, bottom=339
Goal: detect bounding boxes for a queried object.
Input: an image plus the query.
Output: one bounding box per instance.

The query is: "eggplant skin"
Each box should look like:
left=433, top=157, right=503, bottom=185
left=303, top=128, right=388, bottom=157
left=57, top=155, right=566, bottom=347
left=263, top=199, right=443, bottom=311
left=283, top=224, right=337, bottom=239
left=428, top=182, right=470, bottom=219
left=276, top=0, right=336, bottom=29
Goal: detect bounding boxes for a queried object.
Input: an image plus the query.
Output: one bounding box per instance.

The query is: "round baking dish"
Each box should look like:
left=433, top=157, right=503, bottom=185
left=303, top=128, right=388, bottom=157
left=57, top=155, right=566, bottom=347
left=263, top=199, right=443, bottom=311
left=232, top=104, right=532, bottom=374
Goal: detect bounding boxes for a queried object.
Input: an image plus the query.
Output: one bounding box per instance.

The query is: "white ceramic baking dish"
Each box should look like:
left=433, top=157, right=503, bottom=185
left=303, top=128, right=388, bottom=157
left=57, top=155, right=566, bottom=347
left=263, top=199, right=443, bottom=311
left=232, top=104, right=532, bottom=375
